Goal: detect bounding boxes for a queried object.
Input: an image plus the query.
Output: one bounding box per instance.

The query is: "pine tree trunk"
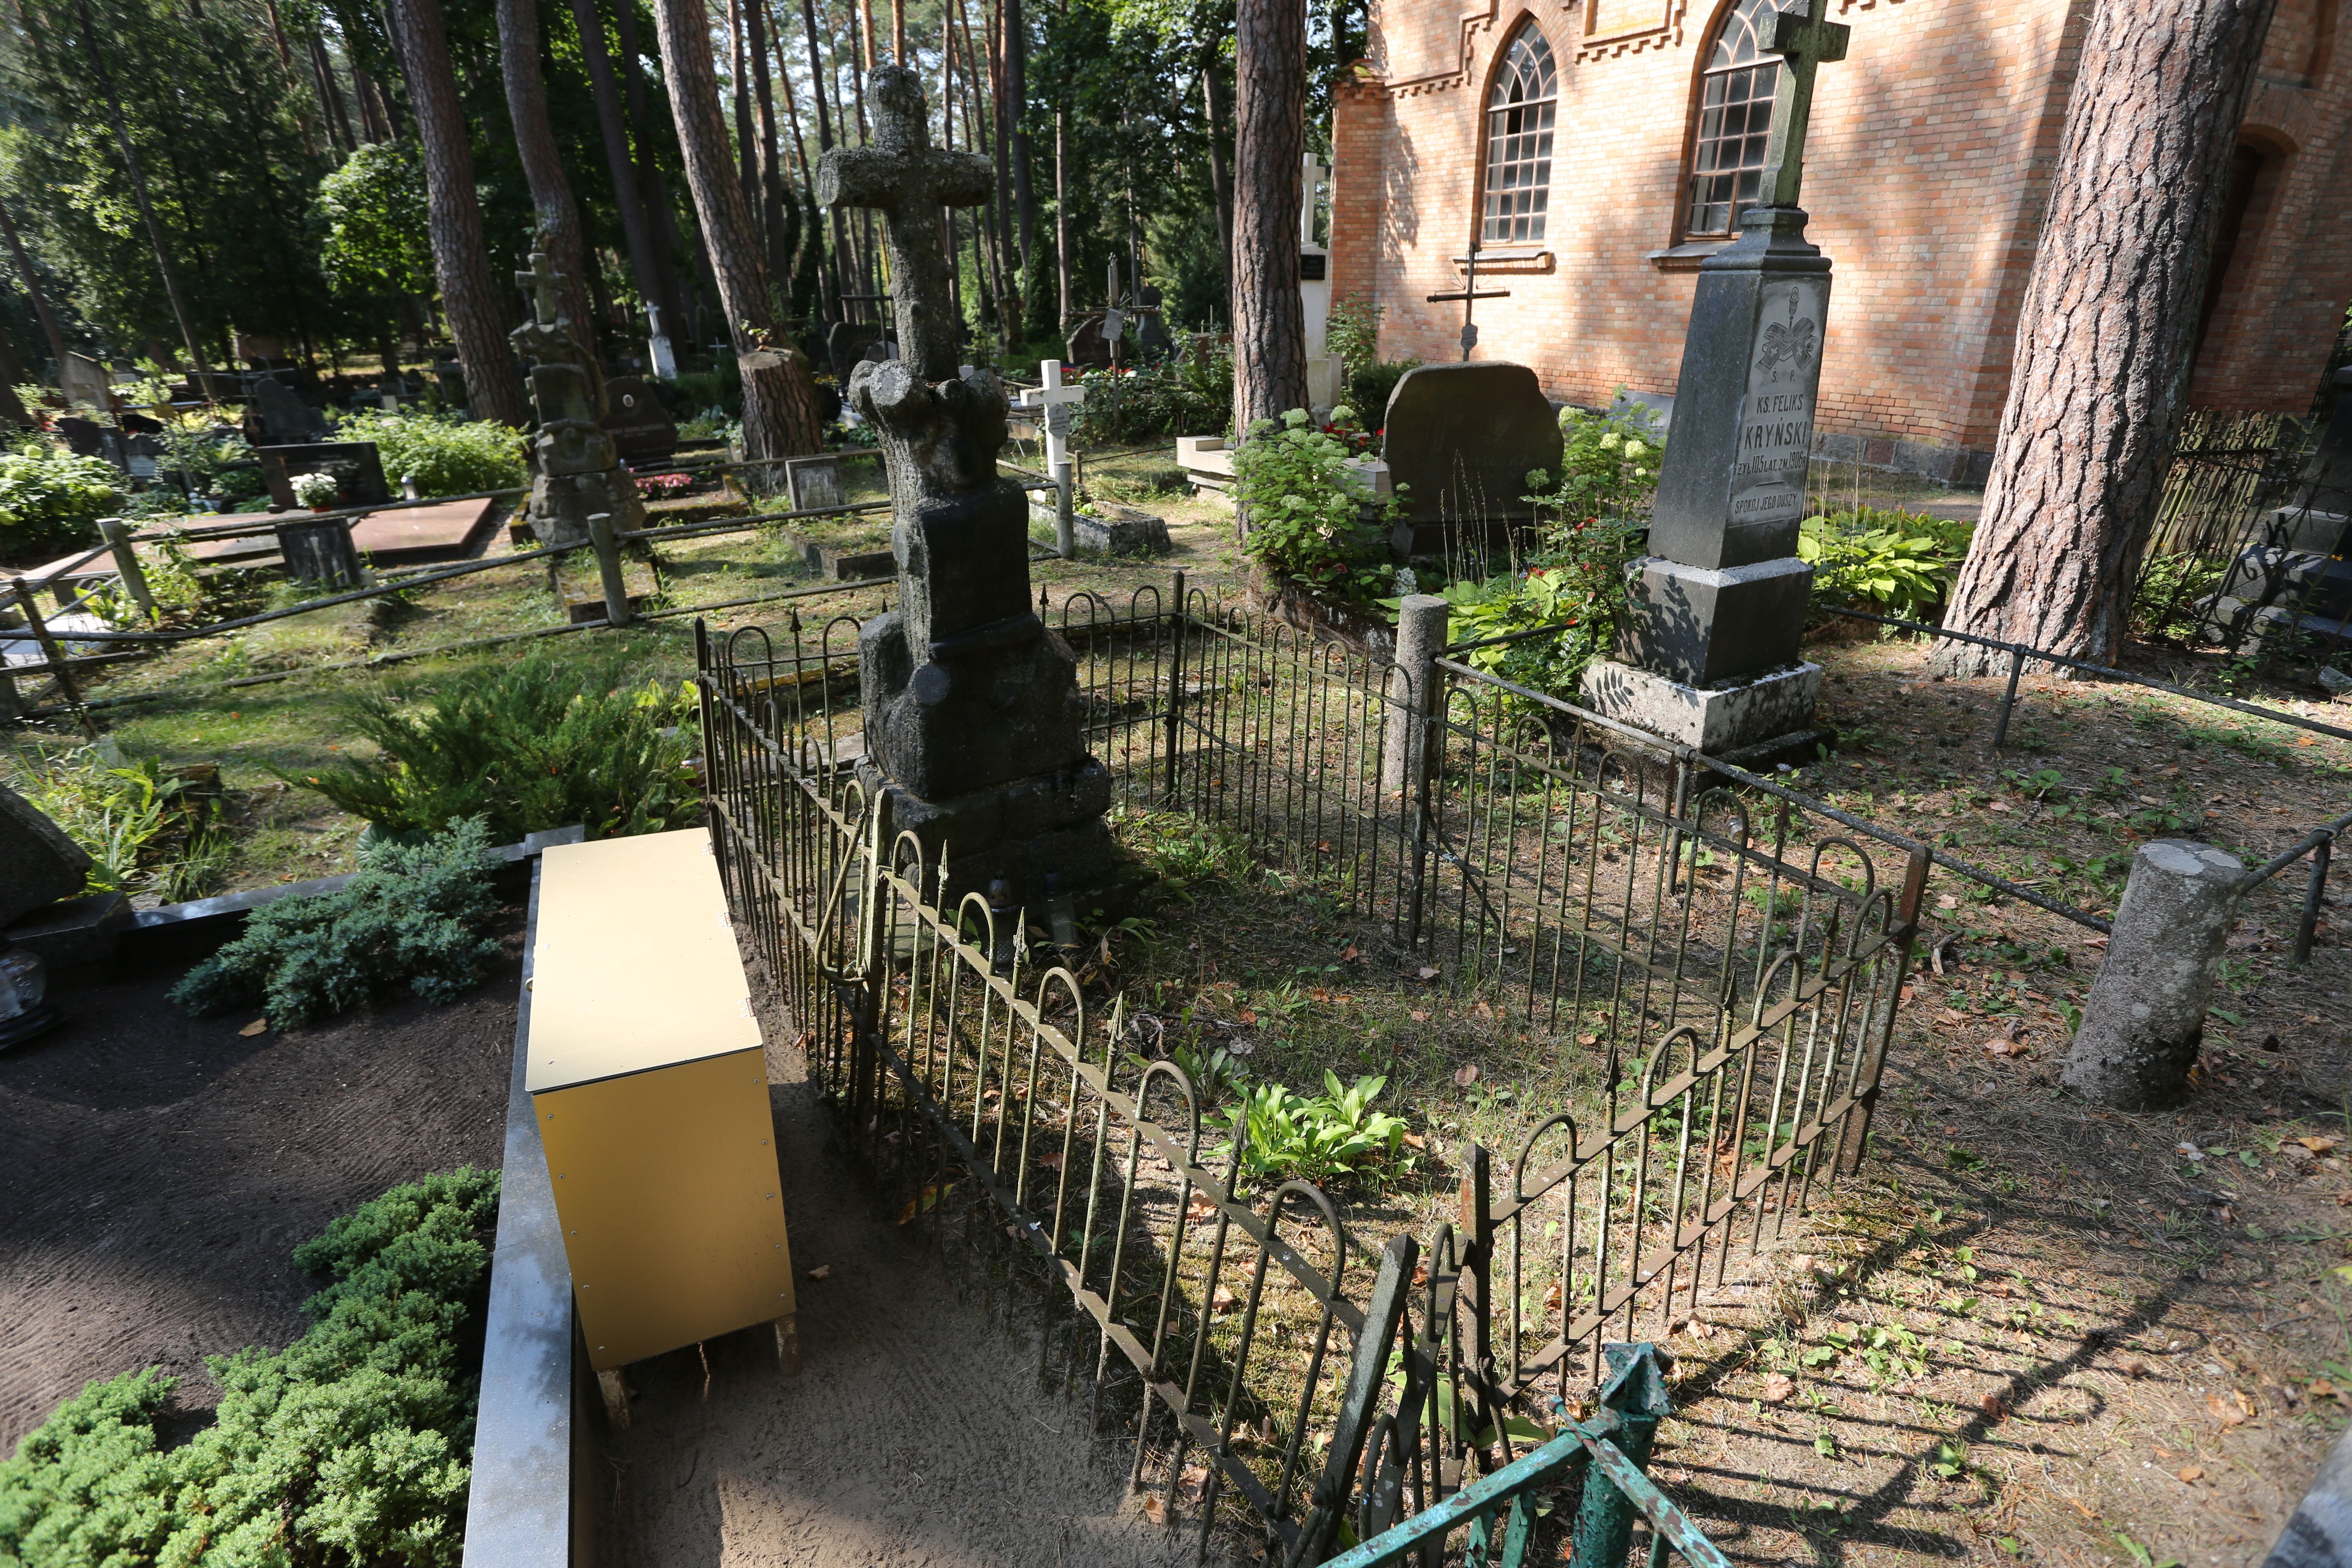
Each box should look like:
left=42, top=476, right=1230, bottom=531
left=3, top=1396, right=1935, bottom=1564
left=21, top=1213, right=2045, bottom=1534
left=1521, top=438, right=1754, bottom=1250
left=0, top=198, right=72, bottom=379
left=1231, top=0, right=1305, bottom=437
left=649, top=0, right=823, bottom=458
left=744, top=0, right=794, bottom=309
left=1202, top=53, right=1233, bottom=298
left=497, top=0, right=601, bottom=357
left=1935, top=0, right=2277, bottom=675
left=611, top=0, right=690, bottom=338
left=568, top=0, right=669, bottom=347
left=388, top=0, right=530, bottom=423
left=1004, top=0, right=1031, bottom=284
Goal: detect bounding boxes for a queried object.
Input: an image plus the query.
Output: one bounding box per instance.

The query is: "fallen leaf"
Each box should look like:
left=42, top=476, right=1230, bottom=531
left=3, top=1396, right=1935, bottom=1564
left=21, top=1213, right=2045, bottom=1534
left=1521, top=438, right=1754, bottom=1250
left=1211, top=1284, right=1239, bottom=1315
left=1340, top=944, right=1360, bottom=962
left=1984, top=1037, right=2026, bottom=1058
left=1187, top=1192, right=1217, bottom=1222
left=2299, top=1136, right=2343, bottom=1153
left=805, top=1264, right=831, bottom=1281
left=2123, top=1359, right=2152, bottom=1380
left=2178, top=1465, right=2203, bottom=1483
left=1409, top=1010, right=1431, bottom=1022
left=1980, top=1392, right=2009, bottom=1422
left=1237, top=1009, right=1258, bottom=1026
left=2312, top=1378, right=2339, bottom=1397
left=1469, top=1000, right=1493, bottom=1020
left=1937, top=895, right=1960, bottom=911
left=1543, top=1279, right=1562, bottom=1309
left=1141, top=1495, right=1167, bottom=1526
left=1577, top=1032, right=1601, bottom=1046
left=1401, top=1132, right=1426, bottom=1149
left=1038, top=1149, right=1066, bottom=1170
left=1453, top=1063, right=1481, bottom=1088
left=1417, top=965, right=1439, bottom=980
left=239, top=1018, right=268, bottom=1036
left=1762, top=1374, right=1795, bottom=1403
left=1411, top=1263, right=1430, bottom=1288
left=2208, top=1390, right=2252, bottom=1427
left=1310, top=988, right=1331, bottom=1003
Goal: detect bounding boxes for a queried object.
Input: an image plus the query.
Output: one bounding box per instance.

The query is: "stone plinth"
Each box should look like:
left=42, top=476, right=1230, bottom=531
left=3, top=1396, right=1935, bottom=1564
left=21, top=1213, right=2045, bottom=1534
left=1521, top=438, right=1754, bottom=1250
left=1580, top=658, right=1824, bottom=758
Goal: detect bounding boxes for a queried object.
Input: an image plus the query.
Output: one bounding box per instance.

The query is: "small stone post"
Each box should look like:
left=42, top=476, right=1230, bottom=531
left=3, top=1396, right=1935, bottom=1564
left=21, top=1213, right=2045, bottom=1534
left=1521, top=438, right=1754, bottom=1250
left=1381, top=594, right=1449, bottom=796
left=587, top=512, right=630, bottom=628
left=2063, top=839, right=2244, bottom=1109
left=97, top=517, right=153, bottom=620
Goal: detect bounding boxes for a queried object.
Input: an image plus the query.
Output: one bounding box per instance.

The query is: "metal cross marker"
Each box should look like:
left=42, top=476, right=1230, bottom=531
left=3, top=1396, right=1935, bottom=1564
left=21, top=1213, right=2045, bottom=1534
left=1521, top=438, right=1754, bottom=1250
left=1013, top=359, right=1087, bottom=557
left=1755, top=0, right=1851, bottom=211
left=818, top=66, right=994, bottom=380
left=1426, top=239, right=1509, bottom=362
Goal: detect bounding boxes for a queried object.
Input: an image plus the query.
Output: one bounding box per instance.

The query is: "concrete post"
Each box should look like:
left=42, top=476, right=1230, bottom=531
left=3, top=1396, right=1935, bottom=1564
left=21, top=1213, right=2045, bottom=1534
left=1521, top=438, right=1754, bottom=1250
left=98, top=517, right=154, bottom=620
left=1381, top=594, right=1449, bottom=795
left=2062, top=838, right=2243, bottom=1109
left=587, top=512, right=630, bottom=628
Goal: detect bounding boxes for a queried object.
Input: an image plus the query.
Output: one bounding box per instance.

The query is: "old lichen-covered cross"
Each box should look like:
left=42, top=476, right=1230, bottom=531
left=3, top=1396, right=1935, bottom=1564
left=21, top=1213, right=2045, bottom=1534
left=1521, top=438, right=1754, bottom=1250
left=817, top=65, right=993, bottom=381
left=1755, top=0, right=1850, bottom=210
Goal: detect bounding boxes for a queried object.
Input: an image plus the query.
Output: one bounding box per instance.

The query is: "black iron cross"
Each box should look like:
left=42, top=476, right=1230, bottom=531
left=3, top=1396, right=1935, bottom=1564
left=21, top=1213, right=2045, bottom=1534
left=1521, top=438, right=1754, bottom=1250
left=1755, top=0, right=1851, bottom=210
left=1427, top=239, right=1510, bottom=363
left=819, top=66, right=994, bottom=381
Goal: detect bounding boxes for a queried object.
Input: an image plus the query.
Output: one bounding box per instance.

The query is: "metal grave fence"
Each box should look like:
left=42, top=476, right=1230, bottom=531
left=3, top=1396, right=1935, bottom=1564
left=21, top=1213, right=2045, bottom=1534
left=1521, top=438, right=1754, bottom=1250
left=693, top=595, right=1925, bottom=1561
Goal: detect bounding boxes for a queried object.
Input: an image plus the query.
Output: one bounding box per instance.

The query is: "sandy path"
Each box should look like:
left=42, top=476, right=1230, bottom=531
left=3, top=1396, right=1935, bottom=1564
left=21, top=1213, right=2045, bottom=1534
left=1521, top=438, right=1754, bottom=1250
left=597, top=1022, right=1194, bottom=1568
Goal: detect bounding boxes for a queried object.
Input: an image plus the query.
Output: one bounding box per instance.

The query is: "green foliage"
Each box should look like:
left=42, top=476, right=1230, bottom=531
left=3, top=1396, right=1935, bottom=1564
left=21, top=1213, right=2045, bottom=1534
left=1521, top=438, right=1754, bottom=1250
left=1115, top=806, right=1254, bottom=896
left=318, top=142, right=434, bottom=312
left=1125, top=1038, right=1251, bottom=1105
left=1325, top=299, right=1419, bottom=425
left=0, top=439, right=116, bottom=560
left=1541, top=402, right=1663, bottom=526
left=288, top=652, right=700, bottom=843
left=1232, top=409, right=1398, bottom=595
left=2130, top=550, right=2230, bottom=639
left=1217, top=1070, right=1414, bottom=1192
left=1797, top=506, right=1971, bottom=619
left=1068, top=350, right=1233, bottom=445
left=0, top=1169, right=500, bottom=1568
left=330, top=410, right=526, bottom=497
left=169, top=819, right=503, bottom=1026
left=2, top=741, right=227, bottom=901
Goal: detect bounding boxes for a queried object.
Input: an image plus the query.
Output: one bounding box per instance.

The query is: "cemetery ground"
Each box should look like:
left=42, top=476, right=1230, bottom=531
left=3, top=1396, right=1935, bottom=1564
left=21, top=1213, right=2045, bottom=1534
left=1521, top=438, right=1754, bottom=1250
left=7, top=459, right=2350, bottom=1563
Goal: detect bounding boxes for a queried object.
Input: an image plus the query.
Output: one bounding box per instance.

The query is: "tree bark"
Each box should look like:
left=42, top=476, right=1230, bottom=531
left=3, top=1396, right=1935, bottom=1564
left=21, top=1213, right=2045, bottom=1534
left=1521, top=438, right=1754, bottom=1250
left=728, top=0, right=763, bottom=254
left=1936, top=0, right=2277, bottom=675
left=1231, top=0, right=1305, bottom=435
left=1004, top=0, right=1031, bottom=285
left=388, top=0, right=530, bottom=423
left=1201, top=49, right=1233, bottom=295
left=610, top=0, right=690, bottom=338
left=0, top=198, right=71, bottom=379
left=648, top=0, right=823, bottom=457
left=1052, top=108, right=1069, bottom=327
left=72, top=0, right=213, bottom=381
left=310, top=31, right=358, bottom=151
left=799, top=0, right=853, bottom=318
left=0, top=327, right=33, bottom=427
left=766, top=0, right=830, bottom=321
left=497, top=0, right=601, bottom=356
left=568, top=0, right=668, bottom=345
left=744, top=0, right=793, bottom=310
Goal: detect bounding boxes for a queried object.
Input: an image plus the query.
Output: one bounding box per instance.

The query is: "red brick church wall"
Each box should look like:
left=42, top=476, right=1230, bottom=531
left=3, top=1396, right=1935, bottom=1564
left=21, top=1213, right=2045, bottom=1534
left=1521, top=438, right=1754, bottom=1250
left=1330, top=0, right=2352, bottom=480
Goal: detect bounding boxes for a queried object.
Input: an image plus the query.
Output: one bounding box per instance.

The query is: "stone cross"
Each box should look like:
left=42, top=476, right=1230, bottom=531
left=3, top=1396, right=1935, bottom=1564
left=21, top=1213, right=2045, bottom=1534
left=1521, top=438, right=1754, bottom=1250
left=517, top=250, right=568, bottom=329
left=1014, top=359, right=1085, bottom=475
left=818, top=65, right=993, bottom=381
left=1755, top=0, right=1851, bottom=211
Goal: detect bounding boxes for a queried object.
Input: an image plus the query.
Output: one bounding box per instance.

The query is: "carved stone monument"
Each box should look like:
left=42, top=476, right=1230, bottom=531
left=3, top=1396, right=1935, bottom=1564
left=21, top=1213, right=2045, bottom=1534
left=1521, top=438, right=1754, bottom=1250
left=1580, top=0, right=1848, bottom=761
left=822, top=65, right=1118, bottom=904
left=512, top=250, right=646, bottom=549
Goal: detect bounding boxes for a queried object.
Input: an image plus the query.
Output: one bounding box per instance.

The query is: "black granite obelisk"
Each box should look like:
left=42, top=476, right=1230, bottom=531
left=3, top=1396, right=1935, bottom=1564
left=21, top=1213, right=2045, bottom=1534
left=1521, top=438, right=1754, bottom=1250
left=1582, top=0, right=1849, bottom=760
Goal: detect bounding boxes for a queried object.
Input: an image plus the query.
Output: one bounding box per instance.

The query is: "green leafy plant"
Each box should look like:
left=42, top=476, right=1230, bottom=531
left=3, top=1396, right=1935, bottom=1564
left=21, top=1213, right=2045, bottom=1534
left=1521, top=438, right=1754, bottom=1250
left=330, top=408, right=526, bottom=496
left=1797, top=506, right=1970, bottom=619
left=3, top=742, right=225, bottom=899
left=1127, top=1038, right=1251, bottom=1105
left=1115, top=806, right=1254, bottom=895
left=1232, top=409, right=1400, bottom=597
left=1542, top=401, right=1664, bottom=526
left=288, top=651, right=701, bottom=842
left=0, top=1168, right=500, bottom=1568
left=1069, top=349, right=1233, bottom=445
left=170, top=818, right=503, bottom=1026
left=1217, top=1070, right=1414, bottom=1192
left=0, top=437, right=117, bottom=561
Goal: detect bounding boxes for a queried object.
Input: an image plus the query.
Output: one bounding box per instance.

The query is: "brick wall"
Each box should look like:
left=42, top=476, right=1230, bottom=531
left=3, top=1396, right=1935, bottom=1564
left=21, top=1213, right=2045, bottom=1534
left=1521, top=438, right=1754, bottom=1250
left=1329, top=0, right=2352, bottom=478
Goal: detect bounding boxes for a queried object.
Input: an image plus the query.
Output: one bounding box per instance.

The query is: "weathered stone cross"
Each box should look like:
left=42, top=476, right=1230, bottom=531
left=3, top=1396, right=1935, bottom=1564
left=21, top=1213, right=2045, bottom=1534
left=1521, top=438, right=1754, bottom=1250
left=1755, top=0, right=1851, bottom=210
left=818, top=66, right=994, bottom=381
left=517, top=249, right=568, bottom=328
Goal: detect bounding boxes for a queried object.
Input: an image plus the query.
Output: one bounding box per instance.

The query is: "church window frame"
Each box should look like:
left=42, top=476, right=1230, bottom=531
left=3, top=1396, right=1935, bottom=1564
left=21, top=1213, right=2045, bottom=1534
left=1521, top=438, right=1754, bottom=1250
left=1682, top=0, right=1782, bottom=240
left=1479, top=20, right=1559, bottom=245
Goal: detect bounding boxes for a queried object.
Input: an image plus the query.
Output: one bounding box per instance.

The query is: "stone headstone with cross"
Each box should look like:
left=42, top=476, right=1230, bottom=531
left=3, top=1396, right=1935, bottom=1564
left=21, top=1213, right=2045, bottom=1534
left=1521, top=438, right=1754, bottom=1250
left=1581, top=0, right=1847, bottom=761
left=822, top=65, right=1120, bottom=905
left=511, top=247, right=645, bottom=548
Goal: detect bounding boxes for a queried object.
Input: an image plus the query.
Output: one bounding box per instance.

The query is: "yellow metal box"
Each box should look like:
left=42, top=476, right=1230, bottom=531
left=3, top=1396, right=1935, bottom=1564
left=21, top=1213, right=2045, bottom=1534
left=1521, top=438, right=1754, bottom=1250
left=528, top=828, right=795, bottom=1376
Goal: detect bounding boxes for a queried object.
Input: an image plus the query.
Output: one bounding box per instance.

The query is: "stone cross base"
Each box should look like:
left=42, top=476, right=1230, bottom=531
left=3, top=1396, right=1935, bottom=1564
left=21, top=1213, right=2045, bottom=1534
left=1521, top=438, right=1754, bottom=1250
left=530, top=466, right=646, bottom=550
left=855, top=756, right=1127, bottom=912
left=1579, top=657, right=1827, bottom=761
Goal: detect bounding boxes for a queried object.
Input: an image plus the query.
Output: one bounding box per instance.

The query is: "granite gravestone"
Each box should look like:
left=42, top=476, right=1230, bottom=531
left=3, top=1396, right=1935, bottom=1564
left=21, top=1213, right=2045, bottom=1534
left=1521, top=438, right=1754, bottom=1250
left=1379, top=363, right=1563, bottom=558
left=822, top=65, right=1118, bottom=904
left=2202, top=365, right=2352, bottom=650
left=600, top=376, right=679, bottom=464
left=245, top=376, right=330, bottom=444
left=1061, top=311, right=1114, bottom=370
left=256, top=441, right=391, bottom=509
left=0, top=780, right=92, bottom=928
left=511, top=250, right=646, bottom=548
left=1580, top=0, right=1848, bottom=760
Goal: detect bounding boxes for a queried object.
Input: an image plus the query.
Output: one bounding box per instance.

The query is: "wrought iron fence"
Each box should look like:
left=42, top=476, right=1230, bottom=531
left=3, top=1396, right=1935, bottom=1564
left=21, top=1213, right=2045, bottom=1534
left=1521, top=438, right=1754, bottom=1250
left=694, top=596, right=1925, bottom=1562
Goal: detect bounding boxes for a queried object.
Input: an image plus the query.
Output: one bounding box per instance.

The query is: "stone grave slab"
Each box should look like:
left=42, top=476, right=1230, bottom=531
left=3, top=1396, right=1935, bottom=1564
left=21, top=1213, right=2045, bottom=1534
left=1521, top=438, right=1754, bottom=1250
left=348, top=497, right=502, bottom=563
left=1379, top=362, right=1562, bottom=557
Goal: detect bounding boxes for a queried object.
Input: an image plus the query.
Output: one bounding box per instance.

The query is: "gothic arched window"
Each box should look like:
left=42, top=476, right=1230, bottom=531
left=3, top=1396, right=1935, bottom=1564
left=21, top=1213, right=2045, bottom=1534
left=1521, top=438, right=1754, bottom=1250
left=1481, top=22, right=1558, bottom=244
left=1684, top=0, right=1781, bottom=237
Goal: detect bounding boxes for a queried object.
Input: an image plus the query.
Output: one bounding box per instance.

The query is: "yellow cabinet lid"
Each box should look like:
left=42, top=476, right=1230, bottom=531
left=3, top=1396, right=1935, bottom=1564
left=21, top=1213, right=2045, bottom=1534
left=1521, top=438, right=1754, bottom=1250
left=526, top=827, right=762, bottom=1091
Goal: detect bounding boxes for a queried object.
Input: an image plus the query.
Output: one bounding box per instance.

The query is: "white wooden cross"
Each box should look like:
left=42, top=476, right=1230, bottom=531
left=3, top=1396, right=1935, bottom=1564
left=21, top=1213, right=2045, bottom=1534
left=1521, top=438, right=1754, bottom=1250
left=1014, top=359, right=1086, bottom=476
